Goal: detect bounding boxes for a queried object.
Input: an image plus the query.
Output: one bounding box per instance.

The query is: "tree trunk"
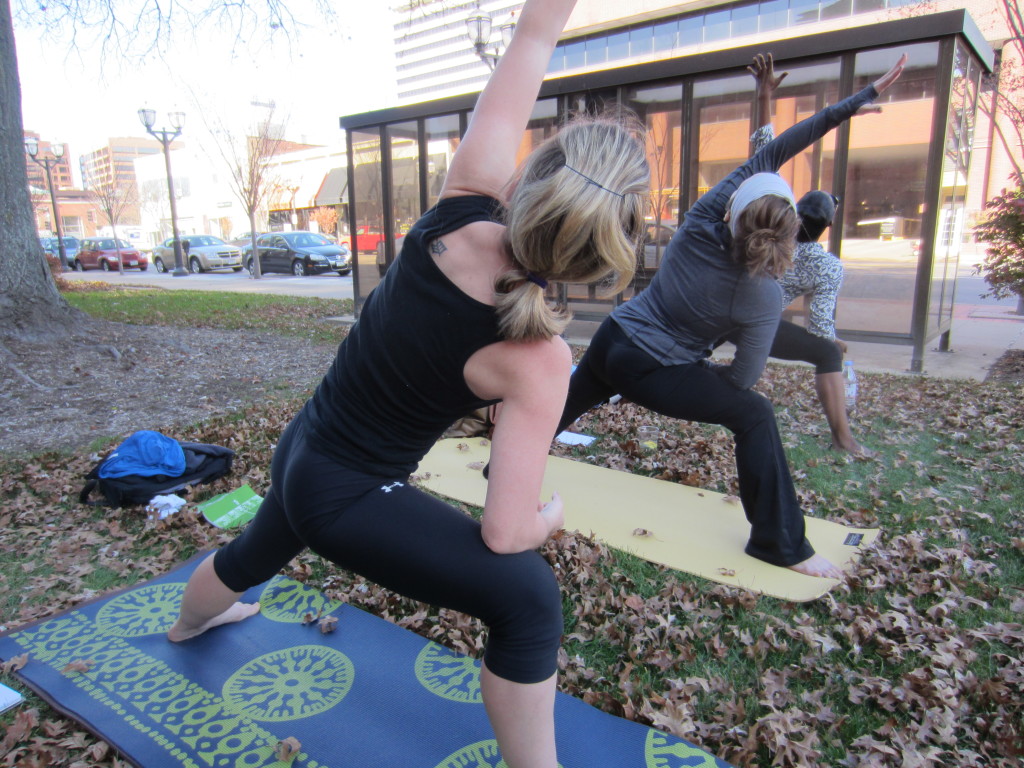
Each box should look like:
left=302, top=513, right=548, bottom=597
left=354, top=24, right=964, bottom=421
left=0, top=0, right=77, bottom=340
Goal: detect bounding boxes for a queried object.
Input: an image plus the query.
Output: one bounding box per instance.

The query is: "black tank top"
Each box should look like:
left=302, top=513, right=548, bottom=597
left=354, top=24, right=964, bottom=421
left=301, top=195, right=504, bottom=476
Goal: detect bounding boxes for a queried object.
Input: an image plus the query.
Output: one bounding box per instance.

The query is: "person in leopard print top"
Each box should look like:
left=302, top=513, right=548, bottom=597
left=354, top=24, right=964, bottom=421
left=748, top=53, right=873, bottom=456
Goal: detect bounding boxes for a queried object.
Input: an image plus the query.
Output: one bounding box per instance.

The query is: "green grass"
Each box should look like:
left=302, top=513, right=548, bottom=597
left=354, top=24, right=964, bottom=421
left=62, top=288, right=353, bottom=345
left=1, top=283, right=1022, bottom=766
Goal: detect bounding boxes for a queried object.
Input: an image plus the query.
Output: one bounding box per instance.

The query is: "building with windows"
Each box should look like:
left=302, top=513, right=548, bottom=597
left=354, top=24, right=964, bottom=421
left=393, top=1, right=523, bottom=104
left=347, top=9, right=993, bottom=372
left=79, top=138, right=164, bottom=225
left=22, top=131, right=73, bottom=191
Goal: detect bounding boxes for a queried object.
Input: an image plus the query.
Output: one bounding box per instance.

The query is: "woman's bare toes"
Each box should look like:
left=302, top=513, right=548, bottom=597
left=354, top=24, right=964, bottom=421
left=787, top=554, right=844, bottom=580
left=168, top=602, right=261, bottom=642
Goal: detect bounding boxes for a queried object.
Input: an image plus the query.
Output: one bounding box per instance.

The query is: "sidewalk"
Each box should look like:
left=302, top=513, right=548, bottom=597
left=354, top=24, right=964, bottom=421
left=564, top=302, right=1024, bottom=382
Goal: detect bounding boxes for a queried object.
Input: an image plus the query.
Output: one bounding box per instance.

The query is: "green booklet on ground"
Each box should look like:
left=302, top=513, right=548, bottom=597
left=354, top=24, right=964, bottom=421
left=198, top=485, right=262, bottom=528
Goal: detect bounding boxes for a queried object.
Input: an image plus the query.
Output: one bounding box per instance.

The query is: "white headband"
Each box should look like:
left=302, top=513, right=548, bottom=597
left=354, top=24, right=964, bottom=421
left=728, top=173, right=797, bottom=237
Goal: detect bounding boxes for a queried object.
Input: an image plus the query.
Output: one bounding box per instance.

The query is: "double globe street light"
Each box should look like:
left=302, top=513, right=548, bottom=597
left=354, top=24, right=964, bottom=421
left=24, top=137, right=69, bottom=271
left=138, top=107, right=188, bottom=276
left=465, top=5, right=516, bottom=70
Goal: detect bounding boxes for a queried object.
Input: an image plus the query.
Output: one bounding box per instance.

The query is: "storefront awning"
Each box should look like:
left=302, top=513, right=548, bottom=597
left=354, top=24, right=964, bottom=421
left=315, top=168, right=348, bottom=207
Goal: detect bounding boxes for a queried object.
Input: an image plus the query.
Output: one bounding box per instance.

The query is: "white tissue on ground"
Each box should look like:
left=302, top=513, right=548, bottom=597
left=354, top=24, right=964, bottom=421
left=146, top=494, right=188, bottom=519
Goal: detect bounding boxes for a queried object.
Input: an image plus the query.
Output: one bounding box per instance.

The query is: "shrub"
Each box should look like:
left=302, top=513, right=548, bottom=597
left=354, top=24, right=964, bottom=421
left=974, top=186, right=1024, bottom=305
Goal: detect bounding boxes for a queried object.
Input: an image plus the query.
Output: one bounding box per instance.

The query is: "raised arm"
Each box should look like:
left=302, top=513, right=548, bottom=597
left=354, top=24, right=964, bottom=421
left=441, top=0, right=578, bottom=200
left=749, top=53, right=787, bottom=134
left=693, top=54, right=907, bottom=225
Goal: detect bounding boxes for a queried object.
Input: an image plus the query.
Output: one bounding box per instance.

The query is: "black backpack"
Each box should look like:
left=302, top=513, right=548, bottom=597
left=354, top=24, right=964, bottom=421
left=80, top=441, right=235, bottom=508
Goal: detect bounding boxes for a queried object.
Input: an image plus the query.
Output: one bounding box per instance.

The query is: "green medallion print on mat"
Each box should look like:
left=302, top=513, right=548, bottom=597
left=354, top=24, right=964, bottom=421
left=645, top=729, right=723, bottom=767
left=434, top=739, right=564, bottom=768
left=95, top=583, right=185, bottom=637
left=415, top=641, right=483, bottom=703
left=222, top=644, right=354, bottom=722
left=258, top=576, right=341, bottom=623
left=11, top=611, right=328, bottom=768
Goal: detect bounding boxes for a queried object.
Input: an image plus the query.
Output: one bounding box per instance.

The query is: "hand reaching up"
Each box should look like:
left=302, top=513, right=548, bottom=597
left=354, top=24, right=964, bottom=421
left=748, top=52, right=788, bottom=95
left=872, top=53, right=908, bottom=94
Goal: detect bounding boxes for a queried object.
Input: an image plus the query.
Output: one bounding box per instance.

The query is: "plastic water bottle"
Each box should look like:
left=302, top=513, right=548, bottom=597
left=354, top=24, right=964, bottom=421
left=843, top=360, right=858, bottom=414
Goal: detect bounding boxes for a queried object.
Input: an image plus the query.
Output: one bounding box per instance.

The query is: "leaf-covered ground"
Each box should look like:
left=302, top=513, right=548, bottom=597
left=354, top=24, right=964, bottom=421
left=1, top=326, right=1022, bottom=767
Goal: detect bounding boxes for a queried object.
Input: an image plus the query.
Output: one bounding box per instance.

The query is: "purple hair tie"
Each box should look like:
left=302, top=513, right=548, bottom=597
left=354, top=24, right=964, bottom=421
left=525, top=271, right=548, bottom=289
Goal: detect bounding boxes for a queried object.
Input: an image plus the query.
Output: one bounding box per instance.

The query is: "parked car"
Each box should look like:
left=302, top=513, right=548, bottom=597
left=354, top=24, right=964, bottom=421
left=342, top=226, right=390, bottom=254
left=244, top=231, right=352, bottom=276
left=74, top=238, right=148, bottom=271
left=41, top=235, right=81, bottom=263
left=151, top=235, right=244, bottom=274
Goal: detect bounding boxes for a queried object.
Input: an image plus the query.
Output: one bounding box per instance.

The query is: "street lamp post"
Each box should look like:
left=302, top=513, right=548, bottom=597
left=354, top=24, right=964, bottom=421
left=138, top=107, right=188, bottom=276
left=24, top=137, right=69, bottom=271
left=465, top=5, right=516, bottom=70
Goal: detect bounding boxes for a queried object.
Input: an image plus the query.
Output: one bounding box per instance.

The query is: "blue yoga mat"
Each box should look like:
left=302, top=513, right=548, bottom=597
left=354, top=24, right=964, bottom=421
left=0, top=555, right=732, bottom=767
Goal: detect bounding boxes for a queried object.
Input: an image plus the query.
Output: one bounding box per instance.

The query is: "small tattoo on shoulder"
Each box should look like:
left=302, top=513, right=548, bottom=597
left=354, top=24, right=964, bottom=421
left=429, top=239, right=448, bottom=256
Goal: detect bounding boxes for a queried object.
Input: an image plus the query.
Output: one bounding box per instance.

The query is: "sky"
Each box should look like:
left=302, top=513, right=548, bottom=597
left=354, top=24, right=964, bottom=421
left=14, top=0, right=398, bottom=181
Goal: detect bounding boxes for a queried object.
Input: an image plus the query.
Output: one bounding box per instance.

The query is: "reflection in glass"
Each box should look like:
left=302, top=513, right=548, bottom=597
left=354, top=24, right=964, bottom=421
left=929, top=42, right=981, bottom=335
left=425, top=115, right=461, bottom=209
left=628, top=83, right=683, bottom=291
left=350, top=129, right=385, bottom=301
left=389, top=120, right=421, bottom=251
left=836, top=42, right=938, bottom=337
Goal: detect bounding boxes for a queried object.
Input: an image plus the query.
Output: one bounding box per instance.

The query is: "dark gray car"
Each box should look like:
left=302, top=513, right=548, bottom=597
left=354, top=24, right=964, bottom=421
left=244, top=231, right=352, bottom=276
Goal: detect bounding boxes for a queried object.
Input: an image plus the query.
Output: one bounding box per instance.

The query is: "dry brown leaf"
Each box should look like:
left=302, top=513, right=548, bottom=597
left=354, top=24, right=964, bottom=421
left=456, top=443, right=469, bottom=452
left=2, top=653, right=29, bottom=674
left=632, top=528, right=653, bottom=538
left=60, top=659, right=94, bottom=675
left=319, top=616, right=339, bottom=634
left=716, top=568, right=736, bottom=577
left=467, top=461, right=485, bottom=471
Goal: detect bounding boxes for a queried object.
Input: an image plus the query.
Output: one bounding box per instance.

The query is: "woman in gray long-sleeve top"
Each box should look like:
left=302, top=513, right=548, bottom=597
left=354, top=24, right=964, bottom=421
left=558, top=54, right=907, bottom=579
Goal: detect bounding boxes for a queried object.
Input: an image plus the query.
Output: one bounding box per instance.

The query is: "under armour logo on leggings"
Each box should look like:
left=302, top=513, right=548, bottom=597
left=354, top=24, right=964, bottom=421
left=380, top=482, right=404, bottom=493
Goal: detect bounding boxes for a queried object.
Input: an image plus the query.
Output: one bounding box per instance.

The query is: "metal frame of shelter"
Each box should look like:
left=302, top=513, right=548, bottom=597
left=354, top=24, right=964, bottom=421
left=340, top=10, right=993, bottom=372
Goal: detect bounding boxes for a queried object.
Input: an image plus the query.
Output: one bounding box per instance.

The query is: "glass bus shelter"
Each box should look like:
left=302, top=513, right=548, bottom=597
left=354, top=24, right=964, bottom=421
left=340, top=9, right=992, bottom=373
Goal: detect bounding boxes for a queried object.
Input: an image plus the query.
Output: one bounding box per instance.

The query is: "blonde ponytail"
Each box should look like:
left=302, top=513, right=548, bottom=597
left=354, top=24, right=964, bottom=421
left=497, top=113, right=650, bottom=342
left=494, top=269, right=569, bottom=341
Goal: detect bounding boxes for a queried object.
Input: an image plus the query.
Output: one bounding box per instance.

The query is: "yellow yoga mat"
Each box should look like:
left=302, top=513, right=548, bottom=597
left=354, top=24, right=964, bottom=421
left=415, top=438, right=878, bottom=602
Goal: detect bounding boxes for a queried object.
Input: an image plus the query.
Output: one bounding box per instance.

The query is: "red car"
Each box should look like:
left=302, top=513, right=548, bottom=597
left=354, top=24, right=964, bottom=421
left=74, top=238, right=149, bottom=272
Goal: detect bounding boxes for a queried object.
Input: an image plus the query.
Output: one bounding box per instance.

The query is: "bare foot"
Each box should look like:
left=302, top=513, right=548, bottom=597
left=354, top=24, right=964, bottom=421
left=787, top=553, right=845, bottom=580
left=167, top=602, right=261, bottom=642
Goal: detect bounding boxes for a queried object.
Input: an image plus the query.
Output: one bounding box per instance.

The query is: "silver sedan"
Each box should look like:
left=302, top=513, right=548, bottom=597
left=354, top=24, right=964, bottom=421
left=151, top=235, right=244, bottom=274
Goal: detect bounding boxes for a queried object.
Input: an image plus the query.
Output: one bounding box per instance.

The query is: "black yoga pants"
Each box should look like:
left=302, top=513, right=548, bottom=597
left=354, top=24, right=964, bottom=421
left=558, top=319, right=814, bottom=567
left=768, top=320, right=843, bottom=375
left=214, top=418, right=563, bottom=685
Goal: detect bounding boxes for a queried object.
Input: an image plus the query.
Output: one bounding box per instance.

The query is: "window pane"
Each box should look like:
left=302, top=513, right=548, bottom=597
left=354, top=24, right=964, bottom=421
left=704, top=10, right=731, bottom=42
left=350, top=129, right=385, bottom=300
left=679, top=16, right=703, bottom=46
left=630, top=27, right=654, bottom=56
left=821, top=0, right=852, bottom=20
left=791, top=0, right=820, bottom=24
left=627, top=82, right=684, bottom=287
left=389, top=121, right=420, bottom=241
left=760, top=0, right=789, bottom=31
left=652, top=20, right=678, bottom=51
left=836, top=42, right=939, bottom=337
left=565, top=40, right=585, bottom=70
left=424, top=114, right=460, bottom=208
left=586, top=36, right=608, bottom=66
left=606, top=31, right=629, bottom=61
left=732, top=4, right=760, bottom=37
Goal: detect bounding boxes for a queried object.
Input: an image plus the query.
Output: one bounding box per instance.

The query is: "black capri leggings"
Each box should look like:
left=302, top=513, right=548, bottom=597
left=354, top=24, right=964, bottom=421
left=214, top=417, right=563, bottom=685
left=768, top=320, right=843, bottom=375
